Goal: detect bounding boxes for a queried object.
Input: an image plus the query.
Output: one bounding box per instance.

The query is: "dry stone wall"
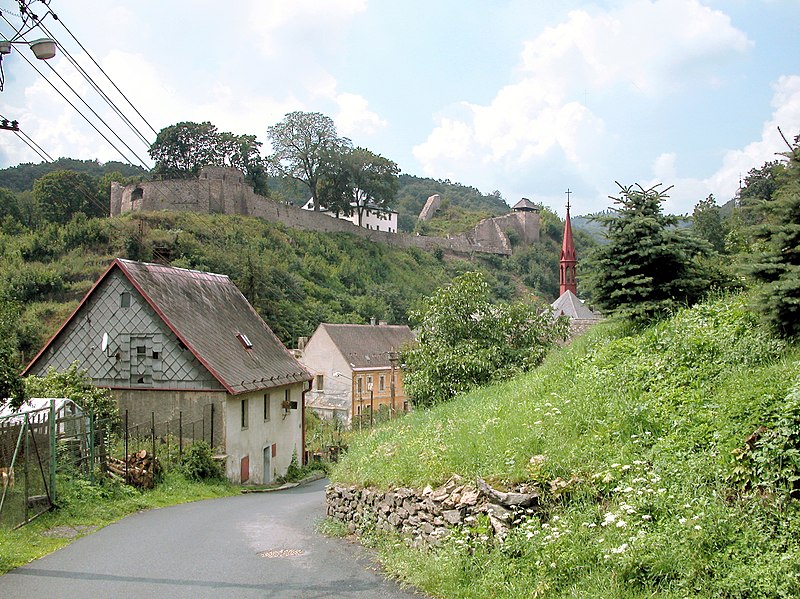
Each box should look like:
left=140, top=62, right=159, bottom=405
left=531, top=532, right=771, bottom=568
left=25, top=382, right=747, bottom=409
left=326, top=475, right=541, bottom=547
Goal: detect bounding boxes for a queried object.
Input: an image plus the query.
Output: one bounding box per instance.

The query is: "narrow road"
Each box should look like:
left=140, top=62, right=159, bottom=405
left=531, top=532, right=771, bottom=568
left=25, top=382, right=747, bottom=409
left=0, top=478, right=424, bottom=598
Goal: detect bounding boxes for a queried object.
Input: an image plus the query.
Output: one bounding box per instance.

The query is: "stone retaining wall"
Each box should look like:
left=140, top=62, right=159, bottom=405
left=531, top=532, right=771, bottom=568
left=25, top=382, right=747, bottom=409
left=325, top=475, right=540, bottom=547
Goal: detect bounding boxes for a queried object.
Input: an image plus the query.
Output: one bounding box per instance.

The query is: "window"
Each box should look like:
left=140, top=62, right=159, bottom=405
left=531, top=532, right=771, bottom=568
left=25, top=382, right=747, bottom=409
left=379, top=375, right=385, bottom=392
left=263, top=394, right=270, bottom=421
left=120, top=292, right=130, bottom=308
left=315, top=374, right=324, bottom=390
left=241, top=398, right=249, bottom=429
left=152, top=351, right=160, bottom=360
left=237, top=332, right=253, bottom=349
left=356, top=376, right=363, bottom=394
left=367, top=375, right=373, bottom=390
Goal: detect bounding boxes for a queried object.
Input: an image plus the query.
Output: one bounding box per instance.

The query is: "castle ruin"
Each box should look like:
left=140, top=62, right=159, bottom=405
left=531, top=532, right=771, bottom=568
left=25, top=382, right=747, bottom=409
left=110, top=167, right=540, bottom=257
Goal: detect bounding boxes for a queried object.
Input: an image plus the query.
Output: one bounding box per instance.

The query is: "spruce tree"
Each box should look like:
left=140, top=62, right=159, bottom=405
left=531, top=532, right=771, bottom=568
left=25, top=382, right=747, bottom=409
left=750, top=134, right=800, bottom=338
left=586, top=183, right=710, bottom=322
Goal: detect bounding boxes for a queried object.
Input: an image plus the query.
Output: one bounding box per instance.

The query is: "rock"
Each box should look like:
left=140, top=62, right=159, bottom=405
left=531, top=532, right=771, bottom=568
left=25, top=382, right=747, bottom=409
left=477, top=478, right=538, bottom=507
left=442, top=509, right=463, bottom=525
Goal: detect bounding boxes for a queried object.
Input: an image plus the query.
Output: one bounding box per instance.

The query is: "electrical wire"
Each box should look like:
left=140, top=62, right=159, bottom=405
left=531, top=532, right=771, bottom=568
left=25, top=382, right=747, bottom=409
left=1, top=14, right=153, bottom=168
left=36, top=18, right=151, bottom=147
left=47, top=13, right=159, bottom=137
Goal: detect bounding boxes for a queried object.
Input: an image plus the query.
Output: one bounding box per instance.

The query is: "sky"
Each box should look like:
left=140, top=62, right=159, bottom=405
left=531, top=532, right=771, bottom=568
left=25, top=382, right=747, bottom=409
left=0, top=0, right=798, bottom=217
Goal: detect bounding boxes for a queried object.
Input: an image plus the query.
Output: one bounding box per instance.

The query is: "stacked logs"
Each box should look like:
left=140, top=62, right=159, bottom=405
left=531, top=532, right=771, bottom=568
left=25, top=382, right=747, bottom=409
left=107, top=450, right=162, bottom=489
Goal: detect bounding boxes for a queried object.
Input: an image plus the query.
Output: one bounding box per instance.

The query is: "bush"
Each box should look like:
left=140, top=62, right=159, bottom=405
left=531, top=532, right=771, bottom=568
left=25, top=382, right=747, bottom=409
left=180, top=441, right=224, bottom=481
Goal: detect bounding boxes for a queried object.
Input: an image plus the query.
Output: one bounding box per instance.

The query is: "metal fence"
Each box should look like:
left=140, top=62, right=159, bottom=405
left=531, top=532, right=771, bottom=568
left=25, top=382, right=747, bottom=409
left=0, top=399, right=108, bottom=529
left=121, top=406, right=217, bottom=469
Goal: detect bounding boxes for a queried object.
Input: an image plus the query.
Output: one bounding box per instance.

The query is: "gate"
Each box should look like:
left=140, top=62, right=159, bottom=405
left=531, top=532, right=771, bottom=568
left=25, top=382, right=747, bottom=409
left=0, top=398, right=104, bottom=529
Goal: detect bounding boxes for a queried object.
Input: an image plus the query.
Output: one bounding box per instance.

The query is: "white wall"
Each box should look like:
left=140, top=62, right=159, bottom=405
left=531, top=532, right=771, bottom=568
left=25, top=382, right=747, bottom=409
left=224, top=382, right=304, bottom=484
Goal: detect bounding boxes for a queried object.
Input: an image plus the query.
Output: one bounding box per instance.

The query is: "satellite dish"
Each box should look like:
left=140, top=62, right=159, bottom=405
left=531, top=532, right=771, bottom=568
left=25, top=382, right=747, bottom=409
left=101, top=333, right=109, bottom=353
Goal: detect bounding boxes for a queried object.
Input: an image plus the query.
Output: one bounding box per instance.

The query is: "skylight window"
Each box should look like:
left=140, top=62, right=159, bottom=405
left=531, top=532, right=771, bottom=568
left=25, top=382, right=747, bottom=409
left=237, top=332, right=253, bottom=349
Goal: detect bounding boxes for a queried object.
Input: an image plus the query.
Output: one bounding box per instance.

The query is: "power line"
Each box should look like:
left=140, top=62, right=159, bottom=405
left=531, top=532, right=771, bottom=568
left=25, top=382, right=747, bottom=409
left=36, top=18, right=151, bottom=147
left=48, top=13, right=159, bottom=138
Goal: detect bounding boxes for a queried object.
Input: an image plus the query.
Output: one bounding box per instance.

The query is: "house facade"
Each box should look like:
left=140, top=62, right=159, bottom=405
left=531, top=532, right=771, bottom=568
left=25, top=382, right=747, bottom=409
left=23, top=259, right=311, bottom=484
left=297, top=323, right=415, bottom=426
left=301, top=198, right=399, bottom=233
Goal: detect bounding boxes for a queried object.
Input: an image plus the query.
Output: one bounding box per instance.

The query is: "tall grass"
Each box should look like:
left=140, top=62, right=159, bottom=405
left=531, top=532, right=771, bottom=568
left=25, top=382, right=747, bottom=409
left=331, top=292, right=800, bottom=598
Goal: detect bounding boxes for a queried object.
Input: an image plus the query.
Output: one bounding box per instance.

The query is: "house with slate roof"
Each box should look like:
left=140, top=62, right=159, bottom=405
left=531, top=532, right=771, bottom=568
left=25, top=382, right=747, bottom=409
left=298, top=323, right=415, bottom=427
left=23, top=259, right=311, bottom=484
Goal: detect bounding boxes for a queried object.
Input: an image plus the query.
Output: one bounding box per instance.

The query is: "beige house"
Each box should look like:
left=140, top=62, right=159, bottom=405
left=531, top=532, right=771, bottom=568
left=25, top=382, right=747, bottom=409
left=298, top=323, right=415, bottom=427
left=23, top=259, right=311, bottom=484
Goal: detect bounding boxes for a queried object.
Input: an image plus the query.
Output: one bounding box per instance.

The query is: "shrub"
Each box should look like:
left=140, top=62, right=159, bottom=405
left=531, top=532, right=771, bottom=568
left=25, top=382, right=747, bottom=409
left=180, top=441, right=224, bottom=481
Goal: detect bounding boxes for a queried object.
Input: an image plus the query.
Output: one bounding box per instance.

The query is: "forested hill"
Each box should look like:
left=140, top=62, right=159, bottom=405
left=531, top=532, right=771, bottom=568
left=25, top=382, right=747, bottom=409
left=0, top=158, right=147, bottom=192
left=0, top=209, right=573, bottom=366
left=0, top=160, right=511, bottom=235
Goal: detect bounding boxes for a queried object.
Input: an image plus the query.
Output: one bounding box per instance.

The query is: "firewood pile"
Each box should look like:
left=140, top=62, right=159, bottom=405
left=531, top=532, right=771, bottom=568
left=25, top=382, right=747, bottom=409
left=107, top=450, right=162, bottom=489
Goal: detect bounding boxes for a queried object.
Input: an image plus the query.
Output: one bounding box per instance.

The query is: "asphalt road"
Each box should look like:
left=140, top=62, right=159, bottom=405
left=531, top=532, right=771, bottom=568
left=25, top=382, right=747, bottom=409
left=0, top=478, right=425, bottom=598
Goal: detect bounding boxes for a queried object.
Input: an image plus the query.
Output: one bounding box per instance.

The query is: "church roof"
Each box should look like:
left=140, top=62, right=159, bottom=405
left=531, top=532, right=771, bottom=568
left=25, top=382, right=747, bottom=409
left=551, top=290, right=600, bottom=321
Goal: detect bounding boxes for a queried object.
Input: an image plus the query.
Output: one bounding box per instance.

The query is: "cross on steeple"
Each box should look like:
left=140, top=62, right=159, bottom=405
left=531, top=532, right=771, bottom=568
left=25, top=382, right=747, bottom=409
left=560, top=188, right=577, bottom=296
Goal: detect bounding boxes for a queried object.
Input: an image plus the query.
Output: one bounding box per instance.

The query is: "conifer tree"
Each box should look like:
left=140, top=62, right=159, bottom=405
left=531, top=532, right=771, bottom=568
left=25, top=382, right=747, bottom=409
left=750, top=133, right=800, bottom=338
left=586, top=183, right=710, bottom=322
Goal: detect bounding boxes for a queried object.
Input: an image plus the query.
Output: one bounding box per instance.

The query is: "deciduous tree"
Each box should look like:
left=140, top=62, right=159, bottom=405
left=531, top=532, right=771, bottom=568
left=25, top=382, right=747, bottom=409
left=33, top=170, right=105, bottom=224
left=402, top=272, right=568, bottom=408
left=267, top=111, right=350, bottom=210
left=692, top=194, right=728, bottom=254
left=149, top=121, right=221, bottom=178
left=317, top=147, right=399, bottom=224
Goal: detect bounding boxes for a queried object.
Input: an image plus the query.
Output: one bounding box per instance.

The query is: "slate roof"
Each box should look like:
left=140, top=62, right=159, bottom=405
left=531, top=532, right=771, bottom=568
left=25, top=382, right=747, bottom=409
left=551, top=290, right=600, bottom=320
left=512, top=198, right=540, bottom=212
left=24, top=259, right=310, bottom=395
left=318, top=324, right=415, bottom=369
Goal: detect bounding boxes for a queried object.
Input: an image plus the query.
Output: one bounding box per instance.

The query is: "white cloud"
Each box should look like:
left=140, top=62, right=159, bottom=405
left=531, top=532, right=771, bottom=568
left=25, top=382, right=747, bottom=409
left=334, top=93, right=387, bottom=138
left=246, top=0, right=367, bottom=57
left=413, top=0, right=752, bottom=207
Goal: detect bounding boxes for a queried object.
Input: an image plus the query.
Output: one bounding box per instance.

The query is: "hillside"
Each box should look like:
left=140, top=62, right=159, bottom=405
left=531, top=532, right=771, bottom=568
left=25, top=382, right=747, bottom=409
left=0, top=158, right=147, bottom=192
left=331, top=293, right=800, bottom=597
left=0, top=210, right=565, bottom=363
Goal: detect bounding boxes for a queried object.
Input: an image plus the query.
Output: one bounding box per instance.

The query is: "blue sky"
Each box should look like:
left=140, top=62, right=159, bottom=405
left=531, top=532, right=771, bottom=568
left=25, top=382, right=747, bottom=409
left=0, top=0, right=798, bottom=216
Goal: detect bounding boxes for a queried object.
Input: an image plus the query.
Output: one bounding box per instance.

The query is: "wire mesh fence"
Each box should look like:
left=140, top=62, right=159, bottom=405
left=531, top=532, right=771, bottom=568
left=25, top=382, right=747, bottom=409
left=0, top=399, right=110, bottom=529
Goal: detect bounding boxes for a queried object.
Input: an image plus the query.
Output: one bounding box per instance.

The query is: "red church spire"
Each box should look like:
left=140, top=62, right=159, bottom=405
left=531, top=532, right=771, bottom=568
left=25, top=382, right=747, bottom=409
left=560, top=189, right=577, bottom=295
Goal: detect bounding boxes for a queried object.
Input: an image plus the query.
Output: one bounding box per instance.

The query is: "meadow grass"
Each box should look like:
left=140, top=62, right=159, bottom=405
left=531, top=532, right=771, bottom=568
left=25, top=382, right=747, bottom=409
left=331, top=292, right=800, bottom=598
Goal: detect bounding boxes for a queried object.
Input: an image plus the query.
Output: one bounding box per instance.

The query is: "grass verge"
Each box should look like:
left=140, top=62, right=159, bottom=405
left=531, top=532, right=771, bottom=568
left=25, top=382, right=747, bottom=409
left=331, top=292, right=800, bottom=598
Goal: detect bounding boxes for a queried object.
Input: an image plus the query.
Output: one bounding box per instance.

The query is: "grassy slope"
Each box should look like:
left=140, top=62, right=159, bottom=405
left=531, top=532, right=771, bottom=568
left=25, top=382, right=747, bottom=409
left=331, top=293, right=800, bottom=598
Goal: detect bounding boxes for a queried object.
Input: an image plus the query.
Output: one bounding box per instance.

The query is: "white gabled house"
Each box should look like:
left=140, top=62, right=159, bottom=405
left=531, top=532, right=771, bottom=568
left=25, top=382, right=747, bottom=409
left=23, top=259, right=311, bottom=484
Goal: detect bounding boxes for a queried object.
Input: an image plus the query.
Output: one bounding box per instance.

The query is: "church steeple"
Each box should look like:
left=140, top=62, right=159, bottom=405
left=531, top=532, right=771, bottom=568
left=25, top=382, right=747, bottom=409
left=560, top=190, right=577, bottom=295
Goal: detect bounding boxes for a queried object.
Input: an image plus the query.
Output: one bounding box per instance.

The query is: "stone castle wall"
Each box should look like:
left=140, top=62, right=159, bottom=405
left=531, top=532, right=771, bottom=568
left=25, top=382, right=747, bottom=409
left=111, top=168, right=540, bottom=257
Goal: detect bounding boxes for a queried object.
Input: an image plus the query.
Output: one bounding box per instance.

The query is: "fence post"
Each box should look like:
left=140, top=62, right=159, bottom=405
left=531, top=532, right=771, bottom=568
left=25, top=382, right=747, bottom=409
left=23, top=415, right=30, bottom=523
left=124, top=410, right=129, bottom=483
left=151, top=412, right=156, bottom=458
left=89, top=413, right=95, bottom=483
left=210, top=404, right=215, bottom=449
left=49, top=399, right=56, bottom=505
left=179, top=412, right=183, bottom=462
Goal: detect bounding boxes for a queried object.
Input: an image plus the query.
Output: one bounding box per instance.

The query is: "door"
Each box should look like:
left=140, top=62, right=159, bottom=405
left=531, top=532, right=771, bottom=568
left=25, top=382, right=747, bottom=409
left=263, top=446, right=272, bottom=484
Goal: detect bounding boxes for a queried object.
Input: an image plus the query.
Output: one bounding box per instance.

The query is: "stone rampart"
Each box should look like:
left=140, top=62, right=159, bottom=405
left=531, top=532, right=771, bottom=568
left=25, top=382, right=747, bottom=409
left=110, top=168, right=539, bottom=257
